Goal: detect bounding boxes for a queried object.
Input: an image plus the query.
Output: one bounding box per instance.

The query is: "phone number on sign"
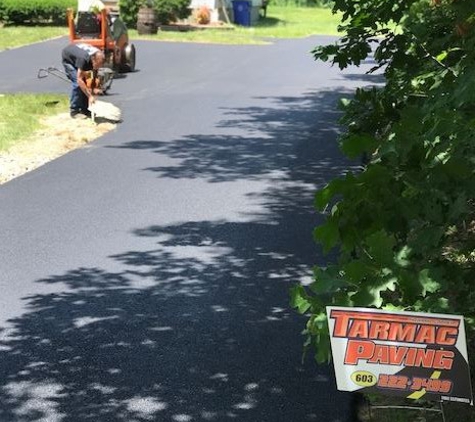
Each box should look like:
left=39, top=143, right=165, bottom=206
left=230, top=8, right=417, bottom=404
left=377, top=374, right=453, bottom=393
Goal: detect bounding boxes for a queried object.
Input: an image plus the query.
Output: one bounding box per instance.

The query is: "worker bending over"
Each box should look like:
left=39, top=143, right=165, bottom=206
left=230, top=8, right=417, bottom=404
left=61, top=43, right=105, bottom=119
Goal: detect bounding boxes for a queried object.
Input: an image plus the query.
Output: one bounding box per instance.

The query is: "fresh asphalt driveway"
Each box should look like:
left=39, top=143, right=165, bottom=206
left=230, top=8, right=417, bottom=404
left=0, top=36, right=380, bottom=422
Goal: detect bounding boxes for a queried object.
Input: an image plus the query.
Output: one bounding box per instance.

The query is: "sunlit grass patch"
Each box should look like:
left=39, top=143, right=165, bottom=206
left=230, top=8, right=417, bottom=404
left=0, top=26, right=67, bottom=51
left=0, top=93, right=69, bottom=151
left=131, top=6, right=342, bottom=44
left=0, top=7, right=341, bottom=50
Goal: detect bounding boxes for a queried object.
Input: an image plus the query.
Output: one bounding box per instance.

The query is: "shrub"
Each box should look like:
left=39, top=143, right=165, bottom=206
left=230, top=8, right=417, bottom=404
left=0, top=0, right=76, bottom=25
left=292, top=0, right=475, bottom=368
left=152, top=0, right=190, bottom=24
left=119, top=0, right=191, bottom=27
left=118, top=0, right=141, bottom=29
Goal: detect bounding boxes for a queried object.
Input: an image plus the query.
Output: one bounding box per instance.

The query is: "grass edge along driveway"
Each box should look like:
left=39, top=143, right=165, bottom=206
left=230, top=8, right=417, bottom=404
left=0, top=6, right=341, bottom=51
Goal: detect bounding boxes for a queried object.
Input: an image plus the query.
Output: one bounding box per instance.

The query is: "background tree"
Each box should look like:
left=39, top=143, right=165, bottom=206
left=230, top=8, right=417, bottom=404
left=292, top=0, right=475, bottom=369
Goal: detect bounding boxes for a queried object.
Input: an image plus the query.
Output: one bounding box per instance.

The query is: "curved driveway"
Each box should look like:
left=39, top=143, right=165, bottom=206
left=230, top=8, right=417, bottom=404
left=0, top=36, right=378, bottom=422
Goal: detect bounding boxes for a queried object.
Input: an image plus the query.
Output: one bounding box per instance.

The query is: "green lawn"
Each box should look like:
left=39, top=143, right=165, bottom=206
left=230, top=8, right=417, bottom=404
left=132, top=6, right=341, bottom=44
left=0, top=6, right=341, bottom=52
left=249, top=6, right=341, bottom=37
left=0, top=94, right=68, bottom=151
left=0, top=26, right=68, bottom=51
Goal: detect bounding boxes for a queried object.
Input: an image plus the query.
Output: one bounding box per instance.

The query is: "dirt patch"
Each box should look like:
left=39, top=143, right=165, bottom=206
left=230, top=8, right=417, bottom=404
left=0, top=113, right=116, bottom=185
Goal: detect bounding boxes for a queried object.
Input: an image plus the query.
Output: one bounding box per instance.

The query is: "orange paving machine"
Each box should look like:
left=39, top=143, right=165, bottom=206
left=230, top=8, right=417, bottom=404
left=38, top=1, right=136, bottom=94
left=66, top=0, right=136, bottom=90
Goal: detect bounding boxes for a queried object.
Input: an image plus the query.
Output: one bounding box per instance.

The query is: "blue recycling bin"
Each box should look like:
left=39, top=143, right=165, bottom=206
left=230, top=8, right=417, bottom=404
left=232, top=0, right=252, bottom=26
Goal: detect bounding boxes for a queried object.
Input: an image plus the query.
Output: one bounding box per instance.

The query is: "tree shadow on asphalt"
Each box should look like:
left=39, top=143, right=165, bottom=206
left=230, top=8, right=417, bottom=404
left=341, top=72, right=385, bottom=84
left=115, top=89, right=356, bottom=185
left=0, top=89, right=361, bottom=421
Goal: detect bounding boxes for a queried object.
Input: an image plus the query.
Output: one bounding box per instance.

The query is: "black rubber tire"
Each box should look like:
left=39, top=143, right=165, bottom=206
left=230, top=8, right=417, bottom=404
left=121, top=43, right=136, bottom=73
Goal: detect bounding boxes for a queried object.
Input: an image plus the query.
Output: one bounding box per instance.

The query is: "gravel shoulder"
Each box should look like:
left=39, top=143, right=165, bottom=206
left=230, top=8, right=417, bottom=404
left=0, top=113, right=115, bottom=184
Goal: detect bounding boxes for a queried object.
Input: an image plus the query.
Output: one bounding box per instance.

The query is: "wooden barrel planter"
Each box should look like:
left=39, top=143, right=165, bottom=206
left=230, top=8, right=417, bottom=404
left=137, top=7, right=158, bottom=35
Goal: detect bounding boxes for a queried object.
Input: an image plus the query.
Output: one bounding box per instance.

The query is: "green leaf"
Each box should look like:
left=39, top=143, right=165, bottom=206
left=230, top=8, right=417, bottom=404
left=382, top=303, right=404, bottom=311
left=448, top=194, right=468, bottom=220
left=418, top=269, right=441, bottom=296
left=307, top=314, right=331, bottom=363
left=436, top=51, right=448, bottom=62
left=290, top=285, right=311, bottom=314
left=398, top=271, right=422, bottom=302
left=411, top=226, right=445, bottom=252
left=444, top=157, right=472, bottom=179
left=315, top=174, right=357, bottom=211
left=339, top=97, right=352, bottom=109
left=315, top=184, right=333, bottom=211
left=433, top=150, right=451, bottom=165
left=314, top=218, right=340, bottom=252
left=341, top=133, right=377, bottom=159
left=315, top=326, right=331, bottom=363
left=395, top=245, right=411, bottom=267
left=315, top=179, right=341, bottom=210
left=350, top=277, right=396, bottom=308
left=350, top=284, right=382, bottom=307
left=310, top=266, right=351, bottom=294
left=343, top=260, right=369, bottom=283
left=366, top=230, right=396, bottom=266
left=436, top=48, right=463, bottom=63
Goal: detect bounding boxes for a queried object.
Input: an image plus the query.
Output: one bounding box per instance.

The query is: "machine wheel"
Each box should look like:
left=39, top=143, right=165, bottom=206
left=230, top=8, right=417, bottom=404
left=121, top=43, right=136, bottom=73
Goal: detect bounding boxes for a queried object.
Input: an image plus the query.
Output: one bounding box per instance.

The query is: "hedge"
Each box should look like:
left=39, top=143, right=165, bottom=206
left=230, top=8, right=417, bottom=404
left=0, top=0, right=76, bottom=25
left=120, top=0, right=194, bottom=27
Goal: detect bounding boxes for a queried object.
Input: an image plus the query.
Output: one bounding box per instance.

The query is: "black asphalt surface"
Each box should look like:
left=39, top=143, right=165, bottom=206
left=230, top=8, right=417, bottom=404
left=0, top=36, right=380, bottom=422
